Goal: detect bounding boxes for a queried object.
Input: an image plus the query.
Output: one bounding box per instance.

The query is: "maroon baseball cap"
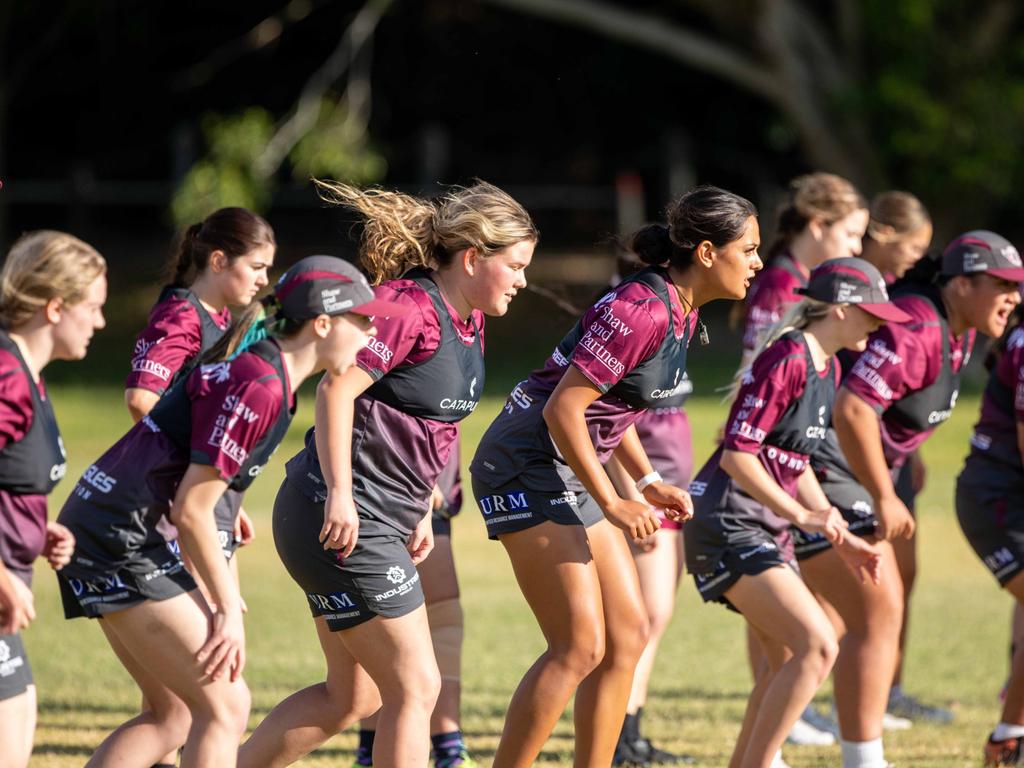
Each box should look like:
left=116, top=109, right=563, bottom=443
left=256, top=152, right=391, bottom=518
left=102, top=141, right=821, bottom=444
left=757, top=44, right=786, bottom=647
left=273, top=256, right=410, bottom=320
left=941, top=230, right=1024, bottom=281
left=797, top=257, right=913, bottom=323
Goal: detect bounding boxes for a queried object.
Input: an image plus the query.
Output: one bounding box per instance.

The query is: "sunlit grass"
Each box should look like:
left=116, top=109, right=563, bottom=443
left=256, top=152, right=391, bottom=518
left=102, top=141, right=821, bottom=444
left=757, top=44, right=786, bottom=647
left=25, top=386, right=1008, bottom=766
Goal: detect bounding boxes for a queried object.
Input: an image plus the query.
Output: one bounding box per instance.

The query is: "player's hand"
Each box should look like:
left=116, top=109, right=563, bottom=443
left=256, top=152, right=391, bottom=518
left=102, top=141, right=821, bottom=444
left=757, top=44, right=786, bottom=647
left=796, top=505, right=847, bottom=543
left=834, top=532, right=883, bottom=585
left=875, top=495, right=915, bottom=540
left=642, top=481, right=693, bottom=524
left=197, top=604, right=245, bottom=682
left=0, top=570, right=34, bottom=634
left=235, top=507, right=255, bottom=547
left=407, top=514, right=434, bottom=565
left=606, top=498, right=660, bottom=542
left=43, top=520, right=75, bottom=570
left=320, top=489, right=359, bottom=557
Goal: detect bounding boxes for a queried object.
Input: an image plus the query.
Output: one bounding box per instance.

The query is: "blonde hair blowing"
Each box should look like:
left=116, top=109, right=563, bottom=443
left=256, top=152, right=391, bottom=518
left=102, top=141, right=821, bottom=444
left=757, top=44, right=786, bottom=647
left=725, top=297, right=835, bottom=402
left=315, top=179, right=538, bottom=285
left=0, top=230, right=106, bottom=329
left=866, top=190, right=931, bottom=244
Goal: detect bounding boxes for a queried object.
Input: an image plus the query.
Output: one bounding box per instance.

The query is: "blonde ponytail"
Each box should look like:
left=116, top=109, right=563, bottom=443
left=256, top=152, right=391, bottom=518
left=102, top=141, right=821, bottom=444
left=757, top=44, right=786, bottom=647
left=724, top=298, right=834, bottom=402
left=315, top=178, right=538, bottom=285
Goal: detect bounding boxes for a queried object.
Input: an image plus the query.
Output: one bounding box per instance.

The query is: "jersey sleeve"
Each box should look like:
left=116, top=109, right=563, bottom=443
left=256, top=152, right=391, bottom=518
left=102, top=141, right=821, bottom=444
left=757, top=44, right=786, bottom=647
left=0, top=352, right=32, bottom=452
left=355, top=284, right=431, bottom=380
left=125, top=301, right=204, bottom=394
left=724, top=341, right=808, bottom=454
left=189, top=374, right=283, bottom=481
left=842, top=324, right=929, bottom=412
left=570, top=290, right=663, bottom=392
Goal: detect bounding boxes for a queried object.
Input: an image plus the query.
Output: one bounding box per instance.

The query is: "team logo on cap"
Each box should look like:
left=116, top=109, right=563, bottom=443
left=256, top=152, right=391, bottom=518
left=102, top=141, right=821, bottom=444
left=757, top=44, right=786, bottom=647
left=321, top=287, right=354, bottom=313
left=835, top=281, right=863, bottom=303
left=1003, top=245, right=1022, bottom=267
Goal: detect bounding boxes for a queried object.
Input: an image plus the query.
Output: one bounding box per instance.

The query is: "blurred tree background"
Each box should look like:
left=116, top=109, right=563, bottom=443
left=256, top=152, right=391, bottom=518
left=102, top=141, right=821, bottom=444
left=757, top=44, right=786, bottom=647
left=1, top=0, right=1023, bottom=386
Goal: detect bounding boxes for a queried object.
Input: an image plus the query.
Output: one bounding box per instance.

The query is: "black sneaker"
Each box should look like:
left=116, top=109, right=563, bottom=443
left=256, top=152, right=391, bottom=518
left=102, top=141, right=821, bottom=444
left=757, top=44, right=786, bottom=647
left=613, top=737, right=652, bottom=767
left=986, top=734, right=1023, bottom=767
left=633, top=737, right=695, bottom=765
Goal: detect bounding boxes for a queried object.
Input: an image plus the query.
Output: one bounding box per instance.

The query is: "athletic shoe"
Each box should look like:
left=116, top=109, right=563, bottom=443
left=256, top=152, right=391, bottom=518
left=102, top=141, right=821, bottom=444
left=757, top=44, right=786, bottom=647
left=985, top=734, right=1022, bottom=766
left=613, top=737, right=652, bottom=767
left=435, top=747, right=479, bottom=768
left=882, top=712, right=913, bottom=730
left=887, top=690, right=954, bottom=724
left=770, top=751, right=791, bottom=768
left=631, top=737, right=695, bottom=765
left=801, top=705, right=840, bottom=737
left=787, top=715, right=836, bottom=746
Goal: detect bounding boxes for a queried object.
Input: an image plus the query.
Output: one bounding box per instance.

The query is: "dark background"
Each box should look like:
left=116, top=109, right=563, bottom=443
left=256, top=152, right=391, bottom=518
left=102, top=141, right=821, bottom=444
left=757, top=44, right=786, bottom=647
left=2, top=0, right=1021, bottom=389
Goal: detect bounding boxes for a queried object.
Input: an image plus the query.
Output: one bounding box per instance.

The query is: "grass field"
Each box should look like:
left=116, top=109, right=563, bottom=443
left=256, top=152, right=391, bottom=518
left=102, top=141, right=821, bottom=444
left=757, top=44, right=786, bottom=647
left=23, top=386, right=1010, bottom=767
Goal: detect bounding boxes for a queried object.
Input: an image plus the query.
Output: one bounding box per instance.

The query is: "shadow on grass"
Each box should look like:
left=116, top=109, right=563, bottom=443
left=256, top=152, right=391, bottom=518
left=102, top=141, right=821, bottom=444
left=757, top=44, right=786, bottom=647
left=34, top=743, right=94, bottom=757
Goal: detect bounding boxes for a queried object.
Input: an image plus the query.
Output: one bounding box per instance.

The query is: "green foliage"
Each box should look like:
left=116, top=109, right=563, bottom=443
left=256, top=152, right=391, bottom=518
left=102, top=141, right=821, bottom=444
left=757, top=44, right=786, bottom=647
left=170, top=99, right=386, bottom=227
left=170, top=108, right=275, bottom=226
left=290, top=98, right=387, bottom=183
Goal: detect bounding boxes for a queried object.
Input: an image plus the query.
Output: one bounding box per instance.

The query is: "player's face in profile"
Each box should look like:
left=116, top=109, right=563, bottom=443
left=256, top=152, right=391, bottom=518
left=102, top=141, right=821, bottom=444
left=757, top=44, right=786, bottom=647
left=842, top=305, right=885, bottom=352
left=324, top=312, right=375, bottom=375
left=219, top=243, right=275, bottom=306
left=820, top=208, right=869, bottom=261
left=708, top=215, right=761, bottom=300
left=53, top=273, right=107, bottom=361
left=467, top=239, right=535, bottom=317
left=966, top=274, right=1022, bottom=338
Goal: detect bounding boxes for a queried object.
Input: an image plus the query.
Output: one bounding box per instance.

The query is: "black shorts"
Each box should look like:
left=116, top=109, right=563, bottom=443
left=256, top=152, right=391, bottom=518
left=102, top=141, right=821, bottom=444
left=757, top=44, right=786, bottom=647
left=59, top=542, right=197, bottom=619
left=956, top=469, right=1024, bottom=587
left=796, top=469, right=882, bottom=561
left=431, top=505, right=453, bottom=537
left=470, top=474, right=604, bottom=539
left=691, top=536, right=790, bottom=611
left=273, top=479, right=424, bottom=632
left=213, top=488, right=245, bottom=559
left=0, top=633, right=33, bottom=701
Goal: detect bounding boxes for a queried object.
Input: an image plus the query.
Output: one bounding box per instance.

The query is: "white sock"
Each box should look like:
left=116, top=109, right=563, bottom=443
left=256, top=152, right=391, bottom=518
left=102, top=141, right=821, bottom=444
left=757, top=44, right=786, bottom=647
left=993, top=722, right=1024, bottom=741
left=840, top=737, right=885, bottom=768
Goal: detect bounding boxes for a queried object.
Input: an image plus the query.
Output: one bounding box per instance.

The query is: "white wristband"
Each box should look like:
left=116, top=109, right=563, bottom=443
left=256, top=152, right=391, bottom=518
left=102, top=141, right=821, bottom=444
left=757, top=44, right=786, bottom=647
left=635, top=471, right=662, bottom=494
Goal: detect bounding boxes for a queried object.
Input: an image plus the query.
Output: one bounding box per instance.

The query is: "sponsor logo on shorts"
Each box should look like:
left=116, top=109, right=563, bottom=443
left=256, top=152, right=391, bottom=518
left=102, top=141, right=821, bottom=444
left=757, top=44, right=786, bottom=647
left=689, top=481, right=708, bottom=497
left=307, top=591, right=357, bottom=612
left=66, top=574, right=132, bottom=606
left=143, top=559, right=186, bottom=582
left=738, top=541, right=777, bottom=560
left=549, top=491, right=577, bottom=507
left=851, top=500, right=873, bottom=516
left=479, top=491, right=529, bottom=516
left=386, top=565, right=407, bottom=584
left=0, top=640, right=24, bottom=679
left=984, top=546, right=1020, bottom=579
left=374, top=569, right=420, bottom=602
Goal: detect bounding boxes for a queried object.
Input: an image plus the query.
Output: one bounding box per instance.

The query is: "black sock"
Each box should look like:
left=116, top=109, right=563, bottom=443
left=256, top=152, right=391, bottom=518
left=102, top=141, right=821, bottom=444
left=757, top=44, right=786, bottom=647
left=623, top=711, right=641, bottom=742
left=355, top=729, right=375, bottom=765
left=431, top=730, right=466, bottom=763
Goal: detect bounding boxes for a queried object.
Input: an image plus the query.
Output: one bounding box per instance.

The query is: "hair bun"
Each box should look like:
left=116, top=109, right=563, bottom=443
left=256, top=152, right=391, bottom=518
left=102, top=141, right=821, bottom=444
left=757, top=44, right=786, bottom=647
left=630, top=224, right=674, bottom=266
